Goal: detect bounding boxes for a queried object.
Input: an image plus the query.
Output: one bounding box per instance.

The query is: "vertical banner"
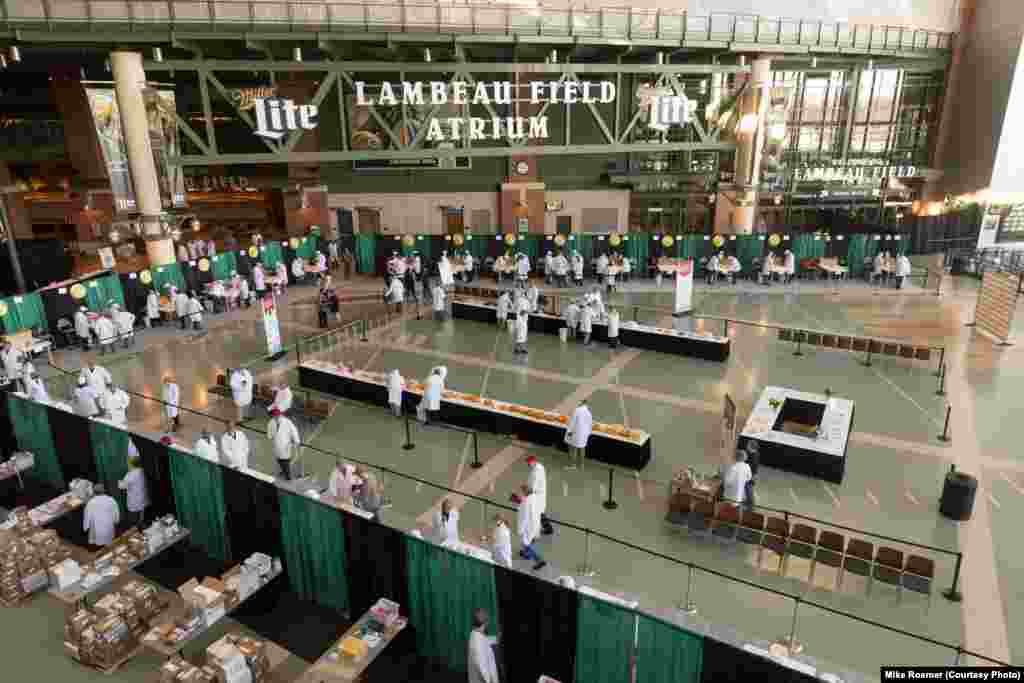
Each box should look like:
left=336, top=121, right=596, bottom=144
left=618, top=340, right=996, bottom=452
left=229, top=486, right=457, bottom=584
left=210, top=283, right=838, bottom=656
left=85, top=88, right=136, bottom=212
left=673, top=259, right=693, bottom=315
left=262, top=292, right=283, bottom=358
left=143, top=88, right=187, bottom=208
left=720, top=394, right=737, bottom=466
left=98, top=247, right=116, bottom=270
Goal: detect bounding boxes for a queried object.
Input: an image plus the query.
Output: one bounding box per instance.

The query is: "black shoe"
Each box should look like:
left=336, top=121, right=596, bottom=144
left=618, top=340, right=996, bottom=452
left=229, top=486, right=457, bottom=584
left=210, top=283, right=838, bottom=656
left=519, top=551, right=530, bottom=559
left=542, top=527, right=553, bottom=536
left=533, top=561, right=547, bottom=571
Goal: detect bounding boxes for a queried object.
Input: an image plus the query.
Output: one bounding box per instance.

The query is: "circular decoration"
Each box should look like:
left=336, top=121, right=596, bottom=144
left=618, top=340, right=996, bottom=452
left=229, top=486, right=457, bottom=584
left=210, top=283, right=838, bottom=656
left=609, top=234, right=621, bottom=247
left=198, top=258, right=211, bottom=273
left=768, top=233, right=782, bottom=247
left=402, top=235, right=415, bottom=247
left=453, top=234, right=465, bottom=246
left=139, top=270, right=153, bottom=285
left=444, top=235, right=452, bottom=241
left=0, top=301, right=8, bottom=317
left=711, top=235, right=725, bottom=248
left=554, top=234, right=566, bottom=246
left=289, top=237, right=300, bottom=249
left=504, top=233, right=517, bottom=246
left=661, top=235, right=675, bottom=248
left=248, top=246, right=259, bottom=258
left=515, top=160, right=530, bottom=176
left=70, top=283, right=87, bottom=300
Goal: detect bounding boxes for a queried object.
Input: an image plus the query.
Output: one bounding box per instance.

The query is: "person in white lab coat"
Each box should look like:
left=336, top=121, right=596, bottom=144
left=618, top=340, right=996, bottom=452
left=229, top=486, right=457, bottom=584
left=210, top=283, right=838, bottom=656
left=115, top=307, right=136, bottom=347
left=186, top=293, right=204, bottom=330
left=423, top=366, right=446, bottom=422
left=544, top=250, right=554, bottom=285
left=268, top=408, right=301, bottom=480
left=146, top=289, right=161, bottom=327
left=384, top=276, right=405, bottom=313
left=553, top=251, right=569, bottom=288
left=1, top=341, right=23, bottom=388
left=526, top=455, right=552, bottom=535
left=220, top=422, right=249, bottom=469
left=571, top=251, right=584, bottom=286
left=328, top=463, right=359, bottom=502
left=467, top=608, right=500, bottom=683
left=96, top=314, right=117, bottom=355
left=25, top=368, right=49, bottom=403
left=432, top=281, right=447, bottom=322
left=271, top=384, right=294, bottom=415
left=895, top=254, right=912, bottom=289
left=73, top=377, right=101, bottom=418
left=721, top=450, right=753, bottom=504
left=253, top=263, right=267, bottom=295
left=514, top=289, right=530, bottom=317
left=622, top=256, right=632, bottom=283
left=433, top=498, right=460, bottom=543
left=596, top=253, right=609, bottom=284
left=439, top=252, right=454, bottom=287
left=705, top=252, right=721, bottom=286
left=291, top=256, right=306, bottom=284
left=565, top=400, right=592, bottom=470
left=194, top=428, right=220, bottom=462
left=118, top=456, right=149, bottom=528
left=495, top=291, right=510, bottom=325
left=387, top=369, right=405, bottom=417
left=563, top=300, right=579, bottom=340
left=515, top=253, right=530, bottom=284
left=238, top=274, right=252, bottom=308
left=516, top=484, right=546, bottom=570
left=578, top=303, right=594, bottom=346
left=104, top=381, right=130, bottom=425
left=783, top=249, right=796, bottom=284
left=491, top=516, right=512, bottom=568
left=589, top=288, right=606, bottom=319
left=83, top=484, right=120, bottom=549
left=607, top=307, right=620, bottom=348
left=513, top=312, right=528, bottom=355
left=174, top=290, right=190, bottom=330
left=462, top=252, right=475, bottom=283
left=229, top=367, right=253, bottom=421
left=74, top=306, right=91, bottom=349
left=526, top=284, right=540, bottom=313
left=162, top=376, right=180, bottom=431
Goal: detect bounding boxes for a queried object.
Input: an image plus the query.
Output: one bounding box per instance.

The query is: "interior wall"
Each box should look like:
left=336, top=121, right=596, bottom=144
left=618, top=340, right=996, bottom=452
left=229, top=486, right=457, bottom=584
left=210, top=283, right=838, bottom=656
left=543, top=190, right=631, bottom=233
left=327, top=192, right=499, bottom=234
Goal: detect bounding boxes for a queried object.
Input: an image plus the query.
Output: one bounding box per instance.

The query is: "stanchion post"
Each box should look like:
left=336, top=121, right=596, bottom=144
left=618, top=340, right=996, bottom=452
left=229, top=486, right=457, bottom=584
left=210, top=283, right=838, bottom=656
left=863, top=346, right=873, bottom=367
left=781, top=597, right=803, bottom=654
left=402, top=415, right=415, bottom=450
left=470, top=431, right=482, bottom=469
left=943, top=553, right=963, bottom=602
left=936, top=363, right=947, bottom=396
left=793, top=336, right=803, bottom=357
left=576, top=528, right=597, bottom=577
left=937, top=405, right=952, bottom=442
left=633, top=305, right=639, bottom=322
left=603, top=468, right=618, bottom=510
left=677, top=564, right=697, bottom=615
left=952, top=646, right=963, bottom=666
left=722, top=319, right=728, bottom=337
left=936, top=347, right=945, bottom=376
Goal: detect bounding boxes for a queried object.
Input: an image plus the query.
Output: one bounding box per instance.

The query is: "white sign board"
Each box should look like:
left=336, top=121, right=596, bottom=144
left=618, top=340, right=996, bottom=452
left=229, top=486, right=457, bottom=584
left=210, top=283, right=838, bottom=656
left=674, top=260, right=693, bottom=315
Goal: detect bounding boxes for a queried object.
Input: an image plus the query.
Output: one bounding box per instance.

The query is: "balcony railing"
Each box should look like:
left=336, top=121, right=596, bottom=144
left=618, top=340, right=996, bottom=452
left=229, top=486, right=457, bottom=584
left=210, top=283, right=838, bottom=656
left=0, top=0, right=953, bottom=54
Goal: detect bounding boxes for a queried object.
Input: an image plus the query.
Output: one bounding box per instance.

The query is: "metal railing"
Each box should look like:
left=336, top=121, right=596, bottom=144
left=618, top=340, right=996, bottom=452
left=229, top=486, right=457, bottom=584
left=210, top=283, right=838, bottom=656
left=0, top=0, right=953, bottom=54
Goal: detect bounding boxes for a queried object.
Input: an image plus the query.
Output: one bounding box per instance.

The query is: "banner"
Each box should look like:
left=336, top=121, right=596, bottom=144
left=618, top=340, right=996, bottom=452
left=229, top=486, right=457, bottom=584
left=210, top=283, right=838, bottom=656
left=85, top=88, right=135, bottom=212
left=673, top=259, right=693, bottom=315
left=261, top=292, right=283, bottom=357
left=143, top=88, right=187, bottom=208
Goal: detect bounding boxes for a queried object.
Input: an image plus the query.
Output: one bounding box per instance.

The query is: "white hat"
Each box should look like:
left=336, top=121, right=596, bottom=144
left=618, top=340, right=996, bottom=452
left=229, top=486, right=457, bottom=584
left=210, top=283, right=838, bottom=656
left=79, top=306, right=87, bottom=311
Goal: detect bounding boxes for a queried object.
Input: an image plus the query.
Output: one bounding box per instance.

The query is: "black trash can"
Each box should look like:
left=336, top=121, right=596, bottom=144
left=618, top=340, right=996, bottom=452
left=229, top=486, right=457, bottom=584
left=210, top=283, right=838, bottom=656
left=939, top=469, right=977, bottom=521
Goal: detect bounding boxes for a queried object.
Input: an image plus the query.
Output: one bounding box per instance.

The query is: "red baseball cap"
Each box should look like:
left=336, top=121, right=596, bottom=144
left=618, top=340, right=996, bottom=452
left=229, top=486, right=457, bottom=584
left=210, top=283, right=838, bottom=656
left=525, top=455, right=537, bottom=465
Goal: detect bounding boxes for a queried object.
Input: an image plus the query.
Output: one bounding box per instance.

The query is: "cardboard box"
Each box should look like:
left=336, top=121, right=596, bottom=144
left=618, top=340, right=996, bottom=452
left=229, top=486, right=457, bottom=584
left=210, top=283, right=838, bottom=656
left=201, top=577, right=226, bottom=594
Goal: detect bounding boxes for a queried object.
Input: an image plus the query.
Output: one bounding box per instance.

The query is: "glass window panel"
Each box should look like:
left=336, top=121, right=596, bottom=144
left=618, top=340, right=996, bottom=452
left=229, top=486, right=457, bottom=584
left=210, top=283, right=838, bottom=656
left=864, top=125, right=891, bottom=153
left=870, top=70, right=900, bottom=122
left=797, top=127, right=822, bottom=152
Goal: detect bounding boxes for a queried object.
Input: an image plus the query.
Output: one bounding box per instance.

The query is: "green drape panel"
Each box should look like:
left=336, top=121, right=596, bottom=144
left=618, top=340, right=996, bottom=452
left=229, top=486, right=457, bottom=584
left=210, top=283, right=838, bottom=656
left=261, top=242, right=284, bottom=269
left=84, top=275, right=126, bottom=312
left=355, top=235, right=376, bottom=274
left=635, top=614, right=703, bottom=683
left=296, top=236, right=318, bottom=260
left=277, top=491, right=349, bottom=612
left=7, top=395, right=64, bottom=489
left=679, top=235, right=711, bottom=262
left=574, top=234, right=594, bottom=263
left=734, top=235, right=764, bottom=272
left=404, top=536, right=498, bottom=673
left=0, top=292, right=47, bottom=334
left=788, top=234, right=825, bottom=272
left=151, top=263, right=187, bottom=296
left=574, top=594, right=636, bottom=683
left=211, top=252, right=238, bottom=280
left=518, top=235, right=540, bottom=262
left=465, top=236, right=487, bottom=262
left=89, top=420, right=131, bottom=512
left=624, top=233, right=648, bottom=269
left=168, top=448, right=228, bottom=561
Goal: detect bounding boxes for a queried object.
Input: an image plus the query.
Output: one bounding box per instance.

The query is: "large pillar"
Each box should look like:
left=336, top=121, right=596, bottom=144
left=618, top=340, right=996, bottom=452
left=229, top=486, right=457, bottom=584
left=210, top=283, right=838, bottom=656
left=716, top=56, right=771, bottom=234
left=110, top=51, right=174, bottom=266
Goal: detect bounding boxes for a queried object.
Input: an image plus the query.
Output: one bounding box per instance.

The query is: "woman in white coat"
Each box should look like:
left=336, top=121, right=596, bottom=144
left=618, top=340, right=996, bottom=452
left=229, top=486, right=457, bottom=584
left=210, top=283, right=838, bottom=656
left=572, top=252, right=584, bottom=286
left=513, top=312, right=528, bottom=355
left=607, top=307, right=620, bottom=348
left=73, top=378, right=101, bottom=418
left=423, top=366, right=446, bottom=422
left=105, top=382, right=130, bottom=425
left=384, top=276, right=405, bottom=313
left=468, top=609, right=500, bottom=683
left=267, top=409, right=301, bottom=480
left=186, top=293, right=204, bottom=330
left=495, top=291, right=510, bottom=325
left=220, top=422, right=250, bottom=469
left=526, top=284, right=540, bottom=313
left=229, top=368, right=253, bottom=421
left=118, top=455, right=149, bottom=527
left=578, top=303, right=594, bottom=345
left=174, top=290, right=190, bottom=329
left=162, top=376, right=180, bottom=431
left=432, top=282, right=447, bottom=322
left=565, top=400, right=593, bottom=470
left=146, top=289, right=161, bottom=327
left=386, top=369, right=405, bottom=417
left=433, top=498, right=460, bottom=543
left=491, top=516, right=512, bottom=568
left=194, top=429, right=220, bottom=462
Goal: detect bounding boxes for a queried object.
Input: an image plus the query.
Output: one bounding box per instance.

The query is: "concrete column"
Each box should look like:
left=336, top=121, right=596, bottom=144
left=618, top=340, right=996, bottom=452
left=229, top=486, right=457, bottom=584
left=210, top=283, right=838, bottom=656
left=716, top=56, right=771, bottom=234
left=110, top=51, right=174, bottom=266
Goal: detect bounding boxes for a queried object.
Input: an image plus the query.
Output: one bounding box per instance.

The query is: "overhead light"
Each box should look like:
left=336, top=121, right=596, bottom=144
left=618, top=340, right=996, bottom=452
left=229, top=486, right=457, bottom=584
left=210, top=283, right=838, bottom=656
left=153, top=47, right=163, bottom=62
left=699, top=80, right=707, bottom=95
left=104, top=58, right=111, bottom=72
left=108, top=230, right=121, bottom=243
left=810, top=57, right=818, bottom=68
left=774, top=195, right=782, bottom=205
left=293, top=47, right=303, bottom=62
left=9, top=46, right=20, bottom=63
left=708, top=194, right=716, bottom=204
left=424, top=48, right=432, bottom=63
left=738, top=55, right=747, bottom=67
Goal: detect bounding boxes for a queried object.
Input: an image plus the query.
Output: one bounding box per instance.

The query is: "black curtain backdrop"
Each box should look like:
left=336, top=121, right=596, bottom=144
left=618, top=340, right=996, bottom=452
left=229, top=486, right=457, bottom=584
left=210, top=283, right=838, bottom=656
left=119, top=274, right=150, bottom=318
left=179, top=262, right=201, bottom=296
left=701, top=636, right=820, bottom=683
left=47, top=405, right=98, bottom=484
left=0, top=239, right=72, bottom=296
left=236, top=252, right=253, bottom=279
left=196, top=265, right=215, bottom=288
left=39, top=271, right=109, bottom=335
left=0, top=383, right=14, bottom=459
left=132, top=435, right=177, bottom=519
left=222, top=467, right=283, bottom=564
left=494, top=566, right=579, bottom=683
left=343, top=514, right=409, bottom=618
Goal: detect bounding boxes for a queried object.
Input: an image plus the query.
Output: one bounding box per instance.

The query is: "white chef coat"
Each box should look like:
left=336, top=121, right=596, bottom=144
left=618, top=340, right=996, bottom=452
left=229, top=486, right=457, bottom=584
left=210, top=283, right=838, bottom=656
left=424, top=372, right=445, bottom=410
left=554, top=255, right=568, bottom=276
left=328, top=464, right=358, bottom=500
left=96, top=316, right=116, bottom=346
left=412, top=255, right=421, bottom=274
left=897, top=255, right=912, bottom=277
left=565, top=404, right=593, bottom=448
left=517, top=492, right=541, bottom=546
left=572, top=255, right=584, bottom=278
left=527, top=286, right=539, bottom=312
left=515, top=315, right=528, bottom=344
left=597, top=254, right=609, bottom=275
left=146, top=292, right=160, bottom=320
left=387, top=370, right=405, bottom=406
left=544, top=253, right=553, bottom=274
left=707, top=254, right=720, bottom=272
left=220, top=430, right=250, bottom=469
left=230, top=369, right=253, bottom=407
left=722, top=461, right=753, bottom=503
left=106, top=389, right=130, bottom=425
left=239, top=278, right=250, bottom=300
left=173, top=292, right=188, bottom=319
left=464, top=254, right=474, bottom=271
left=253, top=266, right=266, bottom=291
left=439, top=257, right=454, bottom=286
left=432, top=286, right=446, bottom=312
left=74, top=385, right=101, bottom=417
left=177, top=244, right=189, bottom=262
left=608, top=310, right=620, bottom=338
left=564, top=303, right=579, bottom=330
left=468, top=629, right=500, bottom=683
left=623, top=257, right=632, bottom=274
left=292, top=258, right=305, bottom=278
left=434, top=508, right=460, bottom=543
left=162, top=382, right=179, bottom=418
left=528, top=462, right=547, bottom=515
left=2, top=346, right=22, bottom=379
left=492, top=523, right=512, bottom=568
left=496, top=294, right=510, bottom=322
left=784, top=251, right=796, bottom=274
left=516, top=256, right=530, bottom=278
left=74, top=310, right=90, bottom=339
left=272, top=386, right=294, bottom=414
left=117, top=311, right=135, bottom=337
left=579, top=306, right=593, bottom=334
left=186, top=297, right=203, bottom=324
left=118, top=468, right=149, bottom=513
left=83, top=494, right=120, bottom=546
left=27, top=376, right=49, bottom=403
left=194, top=436, right=219, bottom=462
left=385, top=278, right=405, bottom=303
left=268, top=415, right=300, bottom=461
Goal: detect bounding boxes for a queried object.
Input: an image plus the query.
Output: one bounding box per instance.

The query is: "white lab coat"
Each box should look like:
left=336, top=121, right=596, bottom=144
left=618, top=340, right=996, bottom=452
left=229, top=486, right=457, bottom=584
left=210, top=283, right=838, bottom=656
left=194, top=436, right=219, bottom=462
left=439, top=257, right=454, bottom=286
left=118, top=468, right=149, bottom=513
left=272, top=386, right=294, bottom=414
left=565, top=404, right=593, bottom=448
left=230, top=369, right=253, bottom=407
left=496, top=295, right=510, bottom=322
left=492, top=523, right=512, bottom=568
left=527, top=287, right=540, bottom=312
left=96, top=316, right=116, bottom=346
left=554, top=255, right=569, bottom=276
left=544, top=253, right=553, bottom=274
left=572, top=255, right=584, bottom=278
left=146, top=292, right=160, bottom=320
left=220, top=430, right=250, bottom=469
left=385, top=278, right=405, bottom=303
left=515, top=315, right=528, bottom=344
left=162, top=382, right=179, bottom=418
left=387, top=370, right=405, bottom=406
left=707, top=255, right=720, bottom=273
left=597, top=255, right=609, bottom=275
left=726, top=257, right=741, bottom=273
left=468, top=629, right=500, bottom=683
left=174, top=293, right=189, bottom=319
left=784, top=252, right=796, bottom=275
left=186, top=297, right=203, bottom=324
left=292, top=258, right=305, bottom=278
left=74, top=385, right=100, bottom=417
left=253, top=266, right=266, bottom=291
left=579, top=306, right=593, bottom=334
left=516, top=256, right=530, bottom=278
left=74, top=311, right=90, bottom=339
left=564, top=304, right=579, bottom=331
left=106, top=389, right=130, bottom=425
left=896, top=256, right=912, bottom=277
left=424, top=373, right=445, bottom=411
left=80, top=365, right=112, bottom=395
left=722, top=461, right=753, bottom=503
left=328, top=464, right=358, bottom=500
left=268, top=415, right=300, bottom=461
left=515, top=296, right=530, bottom=316
left=2, top=346, right=22, bottom=379
left=27, top=376, right=49, bottom=403
left=434, top=508, right=460, bottom=543
left=623, top=257, right=632, bottom=274
left=608, top=310, right=620, bottom=338
left=432, top=286, right=446, bottom=312
left=517, top=493, right=541, bottom=546
left=117, top=311, right=136, bottom=338
left=83, top=494, right=120, bottom=546
left=528, top=462, right=547, bottom=515
left=464, top=254, right=474, bottom=271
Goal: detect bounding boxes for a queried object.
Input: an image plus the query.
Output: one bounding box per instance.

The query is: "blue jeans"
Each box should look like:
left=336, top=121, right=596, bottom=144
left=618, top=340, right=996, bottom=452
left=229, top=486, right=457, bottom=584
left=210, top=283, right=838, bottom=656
left=521, top=540, right=544, bottom=562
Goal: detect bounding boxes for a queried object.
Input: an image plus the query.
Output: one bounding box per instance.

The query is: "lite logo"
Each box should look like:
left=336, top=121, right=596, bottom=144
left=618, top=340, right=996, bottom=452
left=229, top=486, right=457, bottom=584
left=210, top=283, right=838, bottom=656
left=253, top=98, right=319, bottom=140
left=648, top=94, right=692, bottom=131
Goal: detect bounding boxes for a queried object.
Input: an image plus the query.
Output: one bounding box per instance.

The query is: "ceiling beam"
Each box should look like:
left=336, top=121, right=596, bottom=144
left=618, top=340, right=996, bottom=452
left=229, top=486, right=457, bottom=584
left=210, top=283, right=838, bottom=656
left=143, top=60, right=753, bottom=74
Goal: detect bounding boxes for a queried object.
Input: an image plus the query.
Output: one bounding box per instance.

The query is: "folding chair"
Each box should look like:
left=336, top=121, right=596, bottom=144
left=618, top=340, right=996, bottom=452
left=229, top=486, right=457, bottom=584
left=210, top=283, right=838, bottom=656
left=737, top=511, right=765, bottom=561
left=902, top=555, right=935, bottom=597
left=842, top=539, right=874, bottom=590
left=761, top=517, right=790, bottom=572
left=712, top=503, right=740, bottom=544
left=687, top=501, right=715, bottom=537
left=784, top=524, right=818, bottom=580
left=873, top=547, right=905, bottom=594
left=812, top=531, right=845, bottom=589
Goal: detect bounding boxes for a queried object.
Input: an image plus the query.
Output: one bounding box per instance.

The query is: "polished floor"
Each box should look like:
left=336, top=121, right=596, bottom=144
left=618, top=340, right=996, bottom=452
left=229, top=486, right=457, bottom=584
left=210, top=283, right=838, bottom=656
left=28, top=270, right=1024, bottom=679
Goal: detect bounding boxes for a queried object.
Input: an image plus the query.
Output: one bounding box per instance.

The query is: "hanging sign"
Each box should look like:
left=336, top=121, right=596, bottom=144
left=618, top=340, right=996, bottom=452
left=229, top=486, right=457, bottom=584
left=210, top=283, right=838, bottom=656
left=673, top=259, right=693, bottom=316
left=636, top=85, right=693, bottom=131
left=254, top=98, right=319, bottom=140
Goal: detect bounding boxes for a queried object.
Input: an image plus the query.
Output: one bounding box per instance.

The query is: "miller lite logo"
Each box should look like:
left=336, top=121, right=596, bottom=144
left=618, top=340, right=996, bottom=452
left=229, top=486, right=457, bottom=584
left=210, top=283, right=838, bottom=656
left=637, top=85, right=692, bottom=132
left=253, top=98, right=319, bottom=140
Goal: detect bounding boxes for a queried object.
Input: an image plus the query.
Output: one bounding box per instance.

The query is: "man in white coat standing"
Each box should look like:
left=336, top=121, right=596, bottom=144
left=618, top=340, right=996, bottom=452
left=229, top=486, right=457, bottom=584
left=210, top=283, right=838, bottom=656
left=73, top=377, right=101, bottom=418
left=607, top=307, right=621, bottom=349
left=194, top=428, right=220, bottom=462
left=516, top=484, right=546, bottom=571
left=104, top=381, right=130, bottom=425
left=146, top=289, right=161, bottom=328
left=83, top=484, right=120, bottom=550
left=565, top=400, right=593, bottom=470
left=432, top=281, right=447, bottom=322
left=174, top=289, right=190, bottom=330
left=513, top=312, right=528, bottom=355
left=491, top=516, right=512, bottom=568
left=162, top=376, right=180, bottom=431
left=268, top=408, right=301, bottom=480
left=270, top=384, right=294, bottom=415
left=387, top=369, right=405, bottom=417
left=433, top=498, right=460, bottom=544
left=229, top=368, right=253, bottom=421
left=526, top=455, right=552, bottom=535
left=467, top=608, right=500, bottom=683
left=80, top=362, right=112, bottom=396
left=96, top=314, right=117, bottom=355
left=74, top=306, right=91, bottom=350
left=220, top=421, right=250, bottom=469
left=424, top=366, right=445, bottom=423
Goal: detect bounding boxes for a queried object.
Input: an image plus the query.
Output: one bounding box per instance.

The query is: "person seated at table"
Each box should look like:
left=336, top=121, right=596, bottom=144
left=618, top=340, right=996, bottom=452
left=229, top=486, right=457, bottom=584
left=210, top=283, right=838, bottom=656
left=705, top=252, right=720, bottom=285
left=783, top=249, right=796, bottom=284
left=724, top=254, right=742, bottom=284
left=291, top=256, right=306, bottom=284
left=895, top=253, right=912, bottom=289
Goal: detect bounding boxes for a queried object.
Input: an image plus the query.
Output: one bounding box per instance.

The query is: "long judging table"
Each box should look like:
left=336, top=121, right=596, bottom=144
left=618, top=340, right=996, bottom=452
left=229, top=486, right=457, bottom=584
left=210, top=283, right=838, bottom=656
left=450, top=298, right=730, bottom=362
left=298, top=361, right=653, bottom=470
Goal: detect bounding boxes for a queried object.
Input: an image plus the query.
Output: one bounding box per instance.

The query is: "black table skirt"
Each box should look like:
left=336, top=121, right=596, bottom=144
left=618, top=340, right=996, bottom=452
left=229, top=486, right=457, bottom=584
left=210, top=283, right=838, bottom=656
left=737, top=406, right=853, bottom=485
left=451, top=301, right=729, bottom=362
left=299, top=366, right=652, bottom=470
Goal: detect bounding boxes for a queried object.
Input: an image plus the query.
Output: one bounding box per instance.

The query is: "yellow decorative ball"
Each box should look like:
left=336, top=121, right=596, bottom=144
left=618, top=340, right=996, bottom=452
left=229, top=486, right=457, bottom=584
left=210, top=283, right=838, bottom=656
left=453, top=234, right=464, bottom=246
left=554, top=234, right=566, bottom=246
left=609, top=234, right=621, bottom=247
left=402, top=235, right=415, bottom=247
left=139, top=270, right=153, bottom=285
left=768, top=234, right=782, bottom=247
left=0, top=301, right=8, bottom=317
left=70, top=283, right=87, bottom=300
left=504, top=233, right=517, bottom=246
left=712, top=235, right=724, bottom=248
left=289, top=237, right=300, bottom=249
left=198, top=258, right=211, bottom=272
left=248, top=246, right=259, bottom=258
left=662, top=235, right=675, bottom=248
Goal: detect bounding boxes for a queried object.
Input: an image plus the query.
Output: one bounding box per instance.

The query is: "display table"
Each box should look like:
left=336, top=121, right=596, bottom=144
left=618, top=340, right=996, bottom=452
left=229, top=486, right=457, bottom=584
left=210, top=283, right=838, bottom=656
left=293, top=603, right=408, bottom=683
left=298, top=361, right=653, bottom=470
left=737, top=386, right=854, bottom=484
left=2, top=330, right=52, bottom=357
left=441, top=539, right=494, bottom=564
left=451, top=298, right=730, bottom=362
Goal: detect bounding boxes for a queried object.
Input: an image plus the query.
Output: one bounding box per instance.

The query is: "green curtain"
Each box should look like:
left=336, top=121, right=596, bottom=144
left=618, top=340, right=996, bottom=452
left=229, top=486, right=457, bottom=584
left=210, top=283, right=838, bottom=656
left=624, top=233, right=648, bottom=270
left=355, top=235, right=376, bottom=274
left=734, top=235, right=764, bottom=272
left=277, top=490, right=349, bottom=612
left=7, top=395, right=64, bottom=489
left=84, top=275, right=125, bottom=312
left=404, top=535, right=498, bottom=673
left=574, top=594, right=636, bottom=683
left=151, top=263, right=187, bottom=296
left=635, top=614, right=703, bottom=683
left=789, top=234, right=826, bottom=273
left=465, top=236, right=487, bottom=262
left=211, top=252, right=238, bottom=281
left=296, top=236, right=318, bottom=260
left=518, top=235, right=540, bottom=262
left=168, top=448, right=228, bottom=561
left=261, top=242, right=284, bottom=269
left=574, top=234, right=594, bottom=263
left=679, top=235, right=711, bottom=262
left=0, top=292, right=47, bottom=334
left=89, top=420, right=131, bottom=512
